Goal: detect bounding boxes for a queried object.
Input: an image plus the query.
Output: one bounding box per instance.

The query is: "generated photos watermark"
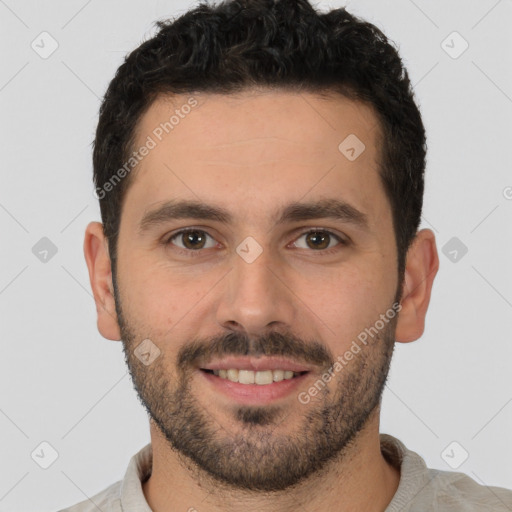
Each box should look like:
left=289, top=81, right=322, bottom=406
left=298, top=301, right=402, bottom=404
left=94, top=96, right=198, bottom=200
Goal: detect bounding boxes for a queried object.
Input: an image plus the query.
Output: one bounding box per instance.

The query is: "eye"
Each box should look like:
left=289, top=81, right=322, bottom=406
left=163, top=227, right=348, bottom=257
left=166, top=229, right=218, bottom=253
left=291, top=229, right=346, bottom=253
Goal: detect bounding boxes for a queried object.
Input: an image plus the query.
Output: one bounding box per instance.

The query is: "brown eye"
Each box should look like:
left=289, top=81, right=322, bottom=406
left=182, top=230, right=206, bottom=249
left=292, top=230, right=345, bottom=252
left=305, top=231, right=330, bottom=250
left=167, top=229, right=216, bottom=251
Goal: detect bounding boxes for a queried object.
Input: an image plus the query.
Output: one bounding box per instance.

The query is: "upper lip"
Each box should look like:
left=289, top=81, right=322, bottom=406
left=199, top=356, right=315, bottom=373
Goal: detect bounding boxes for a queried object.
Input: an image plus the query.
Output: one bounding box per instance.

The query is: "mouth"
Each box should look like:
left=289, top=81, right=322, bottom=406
left=198, top=356, right=314, bottom=404
left=200, top=368, right=308, bottom=384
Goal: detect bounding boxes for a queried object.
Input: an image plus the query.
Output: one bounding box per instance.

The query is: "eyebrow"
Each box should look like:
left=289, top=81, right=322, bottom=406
left=138, top=198, right=369, bottom=234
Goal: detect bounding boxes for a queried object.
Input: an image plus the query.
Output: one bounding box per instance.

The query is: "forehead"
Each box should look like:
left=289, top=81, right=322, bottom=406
left=124, top=89, right=387, bottom=228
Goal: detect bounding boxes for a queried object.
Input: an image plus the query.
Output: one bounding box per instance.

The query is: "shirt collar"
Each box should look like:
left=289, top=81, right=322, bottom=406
left=118, top=434, right=429, bottom=511
left=120, top=442, right=153, bottom=511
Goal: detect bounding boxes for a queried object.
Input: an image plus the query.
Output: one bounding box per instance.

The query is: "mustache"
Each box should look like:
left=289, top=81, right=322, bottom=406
left=177, top=330, right=334, bottom=370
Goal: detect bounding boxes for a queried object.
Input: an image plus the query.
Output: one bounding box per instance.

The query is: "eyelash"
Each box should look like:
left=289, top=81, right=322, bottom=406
left=163, top=228, right=348, bottom=258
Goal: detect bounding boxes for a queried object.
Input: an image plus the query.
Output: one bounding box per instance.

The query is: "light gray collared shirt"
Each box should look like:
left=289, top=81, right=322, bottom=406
left=58, top=433, right=512, bottom=511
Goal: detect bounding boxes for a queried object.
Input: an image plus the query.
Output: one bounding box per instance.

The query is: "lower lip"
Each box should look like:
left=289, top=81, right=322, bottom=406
left=200, top=370, right=310, bottom=405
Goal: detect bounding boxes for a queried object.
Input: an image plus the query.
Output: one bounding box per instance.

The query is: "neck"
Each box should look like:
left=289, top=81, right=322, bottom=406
left=142, top=408, right=401, bottom=512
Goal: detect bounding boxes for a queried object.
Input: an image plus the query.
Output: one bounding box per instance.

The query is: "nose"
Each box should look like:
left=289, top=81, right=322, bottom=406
left=215, top=246, right=297, bottom=336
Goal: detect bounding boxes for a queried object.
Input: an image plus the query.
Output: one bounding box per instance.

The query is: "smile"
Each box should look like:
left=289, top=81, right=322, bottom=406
left=202, top=368, right=308, bottom=385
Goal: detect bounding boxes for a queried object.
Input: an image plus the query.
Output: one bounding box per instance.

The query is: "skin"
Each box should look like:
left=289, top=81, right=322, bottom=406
left=84, top=89, right=439, bottom=512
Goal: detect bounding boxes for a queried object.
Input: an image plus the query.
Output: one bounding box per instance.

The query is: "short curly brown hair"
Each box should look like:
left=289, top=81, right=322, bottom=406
left=92, top=0, right=426, bottom=280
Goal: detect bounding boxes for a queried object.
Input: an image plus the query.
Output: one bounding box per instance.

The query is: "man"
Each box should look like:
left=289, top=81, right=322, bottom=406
left=60, top=0, right=512, bottom=510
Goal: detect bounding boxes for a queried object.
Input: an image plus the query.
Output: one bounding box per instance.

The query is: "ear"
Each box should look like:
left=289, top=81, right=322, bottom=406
left=395, top=228, right=439, bottom=343
left=83, top=221, right=121, bottom=341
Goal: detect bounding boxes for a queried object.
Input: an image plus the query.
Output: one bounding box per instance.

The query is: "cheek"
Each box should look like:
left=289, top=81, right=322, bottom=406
left=121, top=256, right=211, bottom=334
left=300, top=261, right=395, bottom=346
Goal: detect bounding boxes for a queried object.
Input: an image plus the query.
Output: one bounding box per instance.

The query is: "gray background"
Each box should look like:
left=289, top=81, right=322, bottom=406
left=0, top=0, right=511, bottom=510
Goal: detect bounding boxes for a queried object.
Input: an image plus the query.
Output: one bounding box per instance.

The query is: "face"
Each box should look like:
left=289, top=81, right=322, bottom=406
left=112, top=90, right=401, bottom=491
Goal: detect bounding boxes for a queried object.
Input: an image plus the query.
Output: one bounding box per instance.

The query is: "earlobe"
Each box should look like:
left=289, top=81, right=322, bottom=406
left=395, top=229, right=439, bottom=343
left=83, top=221, right=122, bottom=341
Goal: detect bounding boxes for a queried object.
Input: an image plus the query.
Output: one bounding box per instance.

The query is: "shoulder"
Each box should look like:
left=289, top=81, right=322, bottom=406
left=419, top=467, right=512, bottom=511
left=380, top=434, right=512, bottom=512
left=56, top=480, right=122, bottom=512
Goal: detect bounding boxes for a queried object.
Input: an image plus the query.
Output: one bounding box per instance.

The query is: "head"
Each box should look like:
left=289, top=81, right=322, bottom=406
left=85, top=0, right=438, bottom=493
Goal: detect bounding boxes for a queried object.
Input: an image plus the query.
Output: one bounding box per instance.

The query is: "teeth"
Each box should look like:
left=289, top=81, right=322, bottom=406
left=255, top=370, right=273, bottom=385
left=227, top=369, right=239, bottom=382
left=273, top=369, right=284, bottom=382
left=211, top=369, right=302, bottom=384
left=238, top=370, right=254, bottom=384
